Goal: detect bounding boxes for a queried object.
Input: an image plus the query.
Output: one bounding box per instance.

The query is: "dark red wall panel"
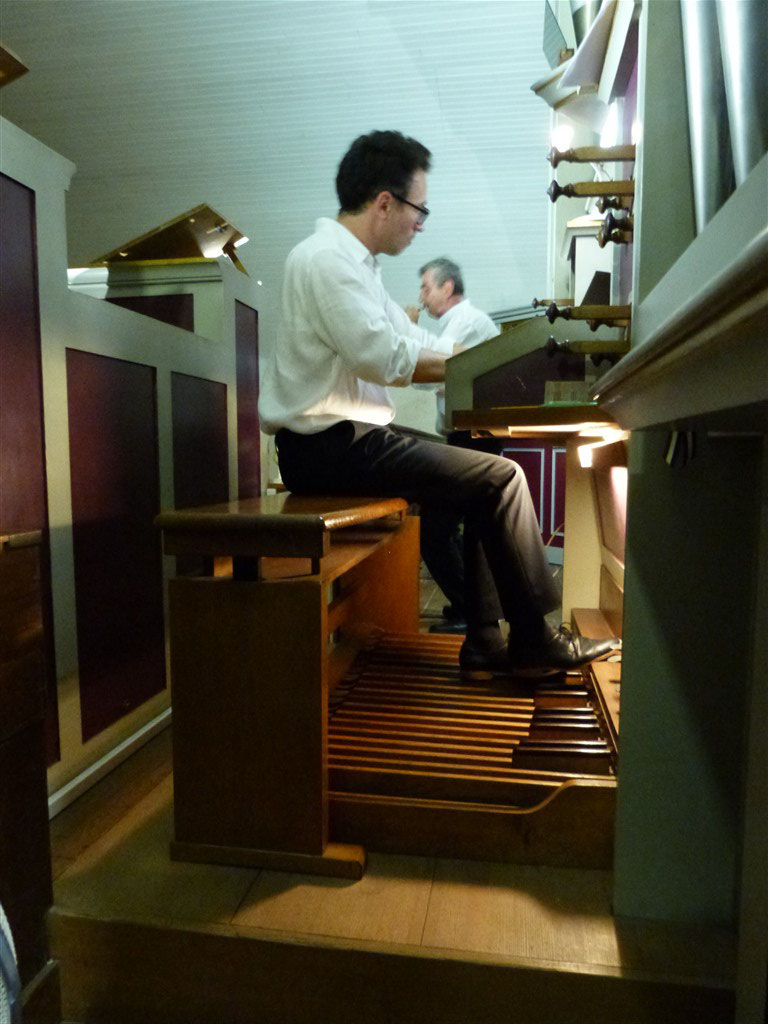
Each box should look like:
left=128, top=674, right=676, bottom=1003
left=171, top=372, right=229, bottom=510
left=502, top=441, right=566, bottom=551
left=106, top=293, right=194, bottom=332
left=0, top=172, right=60, bottom=763
left=171, top=372, right=229, bottom=577
left=0, top=175, right=46, bottom=532
left=235, top=300, right=260, bottom=498
left=66, top=350, right=166, bottom=741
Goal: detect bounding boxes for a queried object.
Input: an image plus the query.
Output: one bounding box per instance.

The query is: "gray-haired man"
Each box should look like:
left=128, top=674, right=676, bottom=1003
left=407, top=258, right=497, bottom=633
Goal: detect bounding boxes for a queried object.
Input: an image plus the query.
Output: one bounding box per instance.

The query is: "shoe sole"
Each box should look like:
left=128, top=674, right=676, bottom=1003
left=460, top=664, right=565, bottom=682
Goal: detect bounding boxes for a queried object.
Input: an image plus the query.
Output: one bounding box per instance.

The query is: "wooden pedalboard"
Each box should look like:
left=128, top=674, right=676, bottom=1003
left=160, top=497, right=616, bottom=879
left=328, top=632, right=616, bottom=870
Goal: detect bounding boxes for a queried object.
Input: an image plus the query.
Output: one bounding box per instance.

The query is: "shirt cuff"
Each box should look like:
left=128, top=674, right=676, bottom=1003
left=430, top=332, right=457, bottom=356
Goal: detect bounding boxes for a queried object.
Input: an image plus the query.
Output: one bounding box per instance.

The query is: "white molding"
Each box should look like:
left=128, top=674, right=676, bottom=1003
left=47, top=708, right=172, bottom=819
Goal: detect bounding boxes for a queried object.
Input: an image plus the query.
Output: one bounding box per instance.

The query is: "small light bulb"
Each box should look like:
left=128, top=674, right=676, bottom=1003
left=551, top=122, right=574, bottom=152
left=578, top=444, right=594, bottom=468
left=600, top=103, right=619, bottom=149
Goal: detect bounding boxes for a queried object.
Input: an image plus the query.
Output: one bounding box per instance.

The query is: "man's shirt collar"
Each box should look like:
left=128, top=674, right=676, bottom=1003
left=316, top=217, right=378, bottom=269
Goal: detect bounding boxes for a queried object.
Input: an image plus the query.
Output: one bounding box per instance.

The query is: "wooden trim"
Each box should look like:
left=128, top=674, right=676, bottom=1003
left=157, top=494, right=408, bottom=559
left=170, top=839, right=365, bottom=879
left=454, top=402, right=616, bottom=436
left=20, top=958, right=60, bottom=1024
left=330, top=779, right=615, bottom=868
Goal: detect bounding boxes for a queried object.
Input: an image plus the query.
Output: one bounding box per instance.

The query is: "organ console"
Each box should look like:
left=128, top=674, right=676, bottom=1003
left=440, top=318, right=627, bottom=877
left=157, top=493, right=618, bottom=879
left=155, top=92, right=635, bottom=883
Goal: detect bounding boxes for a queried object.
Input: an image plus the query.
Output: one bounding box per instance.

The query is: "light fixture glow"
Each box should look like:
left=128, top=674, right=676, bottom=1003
left=600, top=103, right=620, bottom=149
left=551, top=122, right=575, bottom=152
left=576, top=428, right=629, bottom=468
left=578, top=444, right=595, bottom=468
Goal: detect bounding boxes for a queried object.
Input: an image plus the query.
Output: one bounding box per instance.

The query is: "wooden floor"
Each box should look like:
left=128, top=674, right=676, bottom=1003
left=48, top=574, right=737, bottom=1024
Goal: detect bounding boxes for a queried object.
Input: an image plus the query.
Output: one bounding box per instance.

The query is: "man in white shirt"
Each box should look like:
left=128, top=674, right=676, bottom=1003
left=407, top=258, right=499, bottom=634
left=259, top=130, right=613, bottom=676
left=409, top=257, right=498, bottom=435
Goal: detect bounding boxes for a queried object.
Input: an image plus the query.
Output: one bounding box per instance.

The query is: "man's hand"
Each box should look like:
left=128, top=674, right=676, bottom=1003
left=404, top=304, right=420, bottom=324
left=451, top=341, right=466, bottom=355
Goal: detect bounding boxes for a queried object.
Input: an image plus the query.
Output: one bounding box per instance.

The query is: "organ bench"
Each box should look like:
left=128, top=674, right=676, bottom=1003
left=156, top=493, right=616, bottom=880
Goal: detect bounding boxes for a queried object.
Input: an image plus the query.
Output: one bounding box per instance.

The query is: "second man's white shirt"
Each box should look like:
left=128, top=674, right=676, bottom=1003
left=431, top=299, right=498, bottom=434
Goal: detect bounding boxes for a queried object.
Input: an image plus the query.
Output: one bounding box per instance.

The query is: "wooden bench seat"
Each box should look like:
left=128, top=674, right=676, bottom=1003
left=157, top=494, right=420, bottom=879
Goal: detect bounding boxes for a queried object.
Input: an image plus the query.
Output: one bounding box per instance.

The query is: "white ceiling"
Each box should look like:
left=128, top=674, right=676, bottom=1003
left=1, top=0, right=554, bottom=330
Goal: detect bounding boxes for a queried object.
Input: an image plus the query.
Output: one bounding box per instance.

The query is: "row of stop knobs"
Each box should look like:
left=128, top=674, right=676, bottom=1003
left=548, top=144, right=634, bottom=246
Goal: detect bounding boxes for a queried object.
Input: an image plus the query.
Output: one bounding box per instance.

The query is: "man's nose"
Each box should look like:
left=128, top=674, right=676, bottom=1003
left=415, top=221, right=425, bottom=233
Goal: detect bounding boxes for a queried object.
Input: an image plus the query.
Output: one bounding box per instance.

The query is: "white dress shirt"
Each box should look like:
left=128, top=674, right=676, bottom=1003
left=432, top=298, right=498, bottom=433
left=259, top=218, right=454, bottom=435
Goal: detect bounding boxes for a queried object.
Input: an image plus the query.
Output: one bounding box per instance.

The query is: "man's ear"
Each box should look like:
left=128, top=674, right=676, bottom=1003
left=372, top=190, right=394, bottom=218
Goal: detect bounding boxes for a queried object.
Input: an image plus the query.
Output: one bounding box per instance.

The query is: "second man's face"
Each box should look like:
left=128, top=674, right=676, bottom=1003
left=419, top=269, right=453, bottom=318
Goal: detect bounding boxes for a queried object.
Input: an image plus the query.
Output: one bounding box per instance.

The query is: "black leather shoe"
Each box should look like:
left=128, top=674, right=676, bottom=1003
left=458, top=641, right=509, bottom=677
left=459, top=626, right=618, bottom=679
left=429, top=619, right=467, bottom=635
left=510, top=625, right=618, bottom=674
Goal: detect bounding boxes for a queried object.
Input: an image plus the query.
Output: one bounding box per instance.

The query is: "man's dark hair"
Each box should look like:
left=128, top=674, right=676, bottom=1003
left=419, top=257, right=464, bottom=297
left=336, top=130, right=431, bottom=213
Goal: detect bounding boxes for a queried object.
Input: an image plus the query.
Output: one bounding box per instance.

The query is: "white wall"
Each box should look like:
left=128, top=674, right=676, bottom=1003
left=1, top=1, right=554, bottom=435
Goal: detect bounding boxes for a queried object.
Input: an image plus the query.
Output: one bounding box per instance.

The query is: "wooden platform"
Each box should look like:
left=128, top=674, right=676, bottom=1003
left=49, top=728, right=737, bottom=1024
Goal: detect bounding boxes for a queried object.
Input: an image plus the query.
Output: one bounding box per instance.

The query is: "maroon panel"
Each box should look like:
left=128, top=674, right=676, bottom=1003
left=171, top=372, right=229, bottom=577
left=454, top=435, right=565, bottom=549
left=552, top=447, right=567, bottom=548
left=0, top=173, right=60, bottom=763
left=171, top=372, right=229, bottom=509
left=105, top=292, right=195, bottom=332
left=235, top=300, right=260, bottom=498
left=66, top=350, right=166, bottom=741
left=504, top=445, right=545, bottom=526
left=501, top=439, right=565, bottom=550
left=0, top=176, right=45, bottom=532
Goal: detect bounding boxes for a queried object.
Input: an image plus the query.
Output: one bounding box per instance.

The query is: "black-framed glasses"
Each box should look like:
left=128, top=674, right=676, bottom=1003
left=391, top=192, right=430, bottom=225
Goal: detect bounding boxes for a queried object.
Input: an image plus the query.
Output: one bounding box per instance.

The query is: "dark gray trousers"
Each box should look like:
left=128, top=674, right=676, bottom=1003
left=275, top=421, right=558, bottom=631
